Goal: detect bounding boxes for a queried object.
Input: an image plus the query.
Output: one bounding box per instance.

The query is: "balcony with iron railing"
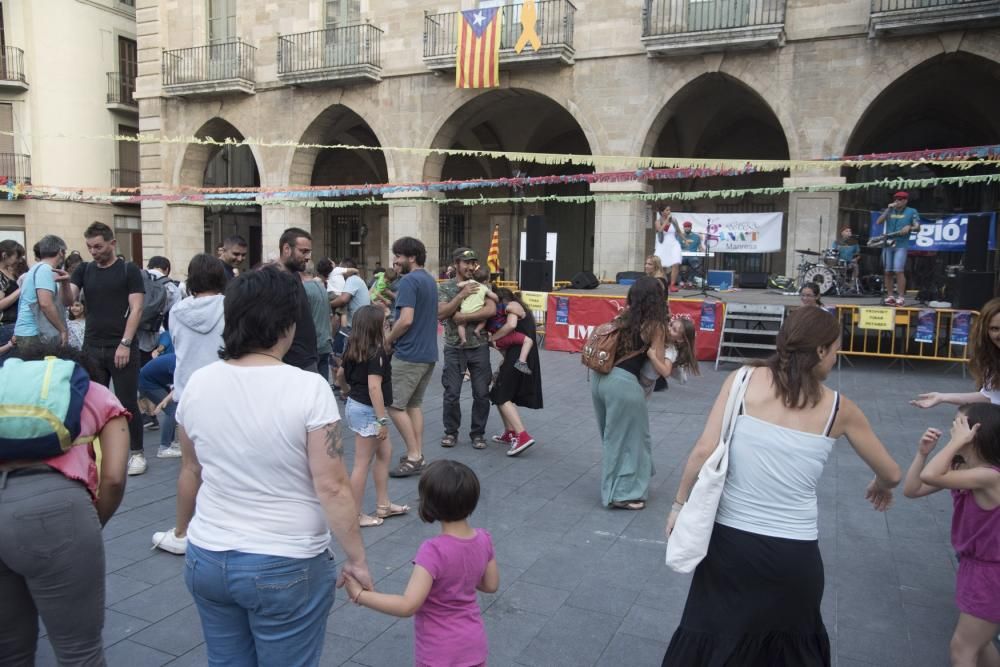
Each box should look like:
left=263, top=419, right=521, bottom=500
left=111, top=168, right=140, bottom=194
left=641, top=0, right=786, bottom=56
left=278, top=24, right=383, bottom=86
left=107, top=72, right=138, bottom=112
left=423, top=0, right=575, bottom=72
left=0, top=46, right=28, bottom=91
left=162, top=41, right=256, bottom=96
left=0, top=154, right=31, bottom=185
left=869, top=0, right=1000, bottom=36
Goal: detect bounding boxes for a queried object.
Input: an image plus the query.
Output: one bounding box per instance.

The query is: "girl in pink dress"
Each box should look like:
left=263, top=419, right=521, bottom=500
left=344, top=460, right=499, bottom=666
left=903, top=402, right=1000, bottom=667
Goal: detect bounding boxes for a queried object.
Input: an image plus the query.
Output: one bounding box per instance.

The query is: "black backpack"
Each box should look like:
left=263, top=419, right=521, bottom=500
left=139, top=270, right=170, bottom=333
left=570, top=271, right=600, bottom=290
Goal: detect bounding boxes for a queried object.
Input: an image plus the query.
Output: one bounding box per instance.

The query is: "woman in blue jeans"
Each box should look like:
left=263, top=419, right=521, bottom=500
left=138, top=351, right=178, bottom=457
left=175, top=267, right=373, bottom=666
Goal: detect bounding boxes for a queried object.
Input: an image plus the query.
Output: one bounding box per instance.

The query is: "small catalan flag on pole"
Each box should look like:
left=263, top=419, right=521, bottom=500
left=487, top=224, right=501, bottom=274
left=456, top=7, right=502, bottom=89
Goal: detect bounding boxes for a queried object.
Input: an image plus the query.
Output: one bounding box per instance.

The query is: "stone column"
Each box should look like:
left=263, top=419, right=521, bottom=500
left=782, top=175, right=846, bottom=276
left=261, top=205, right=311, bottom=262
left=151, top=203, right=204, bottom=279
left=386, top=191, right=441, bottom=277
left=591, top=181, right=650, bottom=282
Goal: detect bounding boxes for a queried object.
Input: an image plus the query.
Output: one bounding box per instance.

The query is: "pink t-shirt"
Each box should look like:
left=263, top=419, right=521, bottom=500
left=413, top=529, right=494, bottom=667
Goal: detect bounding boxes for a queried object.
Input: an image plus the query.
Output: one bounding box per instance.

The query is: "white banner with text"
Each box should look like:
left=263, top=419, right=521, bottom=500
left=671, top=212, right=783, bottom=253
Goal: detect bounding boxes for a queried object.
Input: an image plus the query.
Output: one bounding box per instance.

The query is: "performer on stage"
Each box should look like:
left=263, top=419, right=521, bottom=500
left=875, top=191, right=918, bottom=306
left=832, top=226, right=860, bottom=280
left=678, top=221, right=703, bottom=288
left=654, top=205, right=683, bottom=293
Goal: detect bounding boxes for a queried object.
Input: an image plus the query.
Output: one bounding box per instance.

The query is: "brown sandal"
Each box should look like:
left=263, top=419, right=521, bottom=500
left=376, top=503, right=410, bottom=519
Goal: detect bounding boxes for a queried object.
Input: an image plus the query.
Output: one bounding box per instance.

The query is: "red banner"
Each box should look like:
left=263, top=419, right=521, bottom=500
left=544, top=294, right=626, bottom=353
left=544, top=294, right=723, bottom=361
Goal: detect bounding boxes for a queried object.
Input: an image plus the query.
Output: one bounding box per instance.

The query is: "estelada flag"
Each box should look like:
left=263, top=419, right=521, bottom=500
left=487, top=224, right=501, bottom=274
left=456, top=7, right=502, bottom=89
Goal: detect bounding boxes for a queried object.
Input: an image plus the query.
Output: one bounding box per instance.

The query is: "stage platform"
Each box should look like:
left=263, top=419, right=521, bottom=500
left=554, top=284, right=888, bottom=307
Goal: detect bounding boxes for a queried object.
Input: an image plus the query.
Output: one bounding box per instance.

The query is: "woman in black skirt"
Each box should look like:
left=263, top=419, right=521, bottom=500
left=488, top=288, right=542, bottom=457
left=663, top=306, right=902, bottom=666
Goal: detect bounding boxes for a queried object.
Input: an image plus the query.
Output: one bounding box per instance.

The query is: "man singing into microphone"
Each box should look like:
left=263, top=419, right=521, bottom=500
left=875, top=191, right=918, bottom=306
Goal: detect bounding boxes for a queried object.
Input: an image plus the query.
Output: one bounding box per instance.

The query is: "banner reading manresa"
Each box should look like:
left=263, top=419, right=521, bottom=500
left=868, top=211, right=996, bottom=251
left=671, top=212, right=783, bottom=253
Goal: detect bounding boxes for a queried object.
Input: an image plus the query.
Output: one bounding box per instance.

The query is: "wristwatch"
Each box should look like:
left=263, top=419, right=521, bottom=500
left=376, top=417, right=389, bottom=426
left=119, top=338, right=132, bottom=347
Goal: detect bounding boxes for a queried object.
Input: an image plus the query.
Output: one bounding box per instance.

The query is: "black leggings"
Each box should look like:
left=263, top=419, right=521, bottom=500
left=85, top=343, right=143, bottom=452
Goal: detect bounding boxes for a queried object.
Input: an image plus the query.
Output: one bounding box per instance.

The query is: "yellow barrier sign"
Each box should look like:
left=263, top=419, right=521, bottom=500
left=858, top=307, right=895, bottom=331
left=520, top=290, right=548, bottom=312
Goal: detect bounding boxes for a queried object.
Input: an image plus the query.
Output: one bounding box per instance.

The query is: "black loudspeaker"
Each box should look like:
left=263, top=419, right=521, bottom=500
left=956, top=271, right=995, bottom=310
left=570, top=270, right=600, bottom=289
left=525, top=215, right=546, bottom=261
left=520, top=260, right=552, bottom=292
left=965, top=216, right=991, bottom=272
left=739, top=272, right=769, bottom=289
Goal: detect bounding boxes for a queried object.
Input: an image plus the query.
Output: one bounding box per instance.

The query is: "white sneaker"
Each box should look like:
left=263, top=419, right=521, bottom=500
left=127, top=452, right=147, bottom=476
left=151, top=528, right=188, bottom=555
left=157, top=442, right=182, bottom=458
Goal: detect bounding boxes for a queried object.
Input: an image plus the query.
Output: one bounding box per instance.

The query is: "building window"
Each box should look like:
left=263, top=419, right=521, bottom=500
left=325, top=0, right=360, bottom=28
left=208, top=0, right=236, bottom=43
left=439, top=210, right=468, bottom=269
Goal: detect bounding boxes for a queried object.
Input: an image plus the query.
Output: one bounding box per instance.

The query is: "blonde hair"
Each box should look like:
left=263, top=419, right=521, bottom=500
left=645, top=255, right=665, bottom=277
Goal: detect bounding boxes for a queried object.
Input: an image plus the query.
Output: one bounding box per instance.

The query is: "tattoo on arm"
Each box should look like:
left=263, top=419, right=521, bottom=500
left=325, top=422, right=344, bottom=460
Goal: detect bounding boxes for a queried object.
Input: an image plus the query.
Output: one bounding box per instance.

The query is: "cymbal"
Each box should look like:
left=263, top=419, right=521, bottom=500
left=796, top=249, right=820, bottom=256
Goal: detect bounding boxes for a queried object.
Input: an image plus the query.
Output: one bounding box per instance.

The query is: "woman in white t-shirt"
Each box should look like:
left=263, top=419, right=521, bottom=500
left=654, top=205, right=683, bottom=293
left=912, top=298, right=1000, bottom=408
left=175, top=266, right=373, bottom=666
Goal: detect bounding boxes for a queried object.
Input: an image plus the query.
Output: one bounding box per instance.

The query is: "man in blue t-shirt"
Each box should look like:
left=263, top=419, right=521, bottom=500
left=831, top=226, right=860, bottom=283
left=385, top=237, right=440, bottom=477
left=875, top=191, right=919, bottom=306
left=14, top=235, right=69, bottom=348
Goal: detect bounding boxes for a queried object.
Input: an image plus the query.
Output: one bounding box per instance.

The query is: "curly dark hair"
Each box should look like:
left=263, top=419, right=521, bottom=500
left=616, top=276, right=668, bottom=357
left=969, top=298, right=1000, bottom=392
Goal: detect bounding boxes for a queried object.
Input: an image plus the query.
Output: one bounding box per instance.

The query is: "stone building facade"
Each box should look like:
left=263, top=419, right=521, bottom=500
left=0, top=0, right=141, bottom=259
left=136, top=0, right=1000, bottom=280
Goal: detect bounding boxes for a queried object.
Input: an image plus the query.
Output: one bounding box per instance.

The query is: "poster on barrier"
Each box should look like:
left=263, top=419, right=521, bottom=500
left=544, top=294, right=625, bottom=353
left=951, top=311, right=971, bottom=346
left=520, top=291, right=548, bottom=313
left=915, top=309, right=936, bottom=344
left=671, top=299, right=724, bottom=361
left=555, top=296, right=570, bottom=325
left=699, top=301, right=716, bottom=332
left=859, top=307, right=895, bottom=331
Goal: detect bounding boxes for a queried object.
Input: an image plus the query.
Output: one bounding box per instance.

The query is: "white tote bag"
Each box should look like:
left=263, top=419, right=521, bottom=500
left=665, top=365, right=754, bottom=573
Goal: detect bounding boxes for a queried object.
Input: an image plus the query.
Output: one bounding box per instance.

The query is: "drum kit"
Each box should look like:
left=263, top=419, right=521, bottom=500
left=793, top=249, right=862, bottom=296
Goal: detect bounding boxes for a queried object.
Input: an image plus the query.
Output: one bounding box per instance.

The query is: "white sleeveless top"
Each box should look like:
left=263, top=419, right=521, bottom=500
left=715, top=392, right=840, bottom=541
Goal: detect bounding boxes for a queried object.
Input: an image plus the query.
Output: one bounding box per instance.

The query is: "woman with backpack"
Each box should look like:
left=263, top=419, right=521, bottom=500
left=0, top=343, right=131, bottom=664
left=591, top=276, right=673, bottom=510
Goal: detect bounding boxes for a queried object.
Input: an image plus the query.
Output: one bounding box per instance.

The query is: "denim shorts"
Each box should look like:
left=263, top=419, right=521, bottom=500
left=882, top=246, right=908, bottom=273
left=345, top=397, right=379, bottom=437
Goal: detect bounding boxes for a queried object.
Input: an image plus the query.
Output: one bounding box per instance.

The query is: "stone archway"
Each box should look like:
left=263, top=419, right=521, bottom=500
left=291, top=105, right=390, bottom=271
left=645, top=73, right=791, bottom=276
left=420, top=88, right=595, bottom=281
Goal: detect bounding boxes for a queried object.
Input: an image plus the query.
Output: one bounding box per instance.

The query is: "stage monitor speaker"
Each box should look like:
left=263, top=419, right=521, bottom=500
left=965, top=216, right=991, bottom=272
left=525, top=215, right=546, bottom=261
left=956, top=271, right=995, bottom=310
left=739, top=272, right=769, bottom=289
left=520, top=259, right=552, bottom=292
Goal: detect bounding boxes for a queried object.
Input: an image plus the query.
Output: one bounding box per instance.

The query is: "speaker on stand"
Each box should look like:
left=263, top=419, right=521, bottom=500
left=956, top=272, right=995, bottom=311
left=525, top=215, right=546, bottom=261
left=520, top=259, right=552, bottom=292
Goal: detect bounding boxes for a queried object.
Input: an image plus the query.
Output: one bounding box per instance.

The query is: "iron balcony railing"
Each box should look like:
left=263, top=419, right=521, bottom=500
left=873, top=0, right=990, bottom=10
left=0, top=46, right=26, bottom=83
left=423, top=0, right=575, bottom=58
left=162, top=41, right=256, bottom=86
left=0, top=154, right=31, bottom=184
left=643, top=0, right=786, bottom=35
left=278, top=24, right=382, bottom=75
left=111, top=168, right=140, bottom=191
left=107, top=72, right=136, bottom=106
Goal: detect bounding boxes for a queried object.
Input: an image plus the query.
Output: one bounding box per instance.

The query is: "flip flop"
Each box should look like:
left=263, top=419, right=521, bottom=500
left=376, top=503, right=410, bottom=519
left=610, top=500, right=646, bottom=510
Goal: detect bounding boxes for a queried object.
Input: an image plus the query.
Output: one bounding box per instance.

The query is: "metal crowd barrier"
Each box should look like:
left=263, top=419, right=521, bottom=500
left=832, top=304, right=975, bottom=364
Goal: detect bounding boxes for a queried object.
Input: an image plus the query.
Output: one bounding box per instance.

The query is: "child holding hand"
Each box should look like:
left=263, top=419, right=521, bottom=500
left=903, top=402, right=1000, bottom=667
left=344, top=460, right=499, bottom=667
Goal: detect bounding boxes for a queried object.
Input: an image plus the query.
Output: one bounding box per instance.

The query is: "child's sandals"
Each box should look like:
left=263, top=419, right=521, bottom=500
left=376, top=503, right=410, bottom=520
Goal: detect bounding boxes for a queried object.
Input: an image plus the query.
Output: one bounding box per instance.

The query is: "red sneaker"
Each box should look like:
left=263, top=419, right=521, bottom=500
left=491, top=430, right=514, bottom=444
left=669, top=284, right=680, bottom=293
left=507, top=431, right=536, bottom=457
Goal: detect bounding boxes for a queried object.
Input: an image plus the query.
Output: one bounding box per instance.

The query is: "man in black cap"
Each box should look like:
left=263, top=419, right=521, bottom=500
left=437, top=247, right=496, bottom=450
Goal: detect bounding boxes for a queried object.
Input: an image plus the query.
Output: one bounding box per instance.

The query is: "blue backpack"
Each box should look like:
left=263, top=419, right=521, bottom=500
left=0, top=357, right=91, bottom=460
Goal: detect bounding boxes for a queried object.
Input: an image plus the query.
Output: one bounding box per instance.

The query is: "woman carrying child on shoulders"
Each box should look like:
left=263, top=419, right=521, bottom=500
left=489, top=288, right=543, bottom=457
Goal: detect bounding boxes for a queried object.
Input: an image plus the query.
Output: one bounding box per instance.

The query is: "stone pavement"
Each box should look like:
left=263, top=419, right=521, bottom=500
left=33, top=348, right=971, bottom=666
